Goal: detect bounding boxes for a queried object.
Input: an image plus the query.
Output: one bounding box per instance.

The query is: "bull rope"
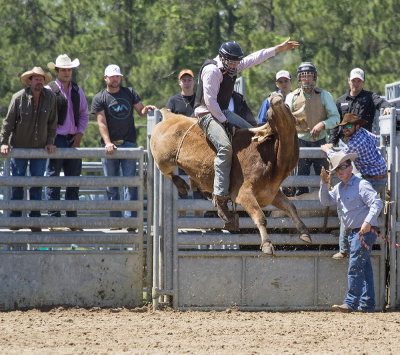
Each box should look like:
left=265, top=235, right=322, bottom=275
left=175, top=121, right=198, bottom=165
left=358, top=228, right=400, bottom=251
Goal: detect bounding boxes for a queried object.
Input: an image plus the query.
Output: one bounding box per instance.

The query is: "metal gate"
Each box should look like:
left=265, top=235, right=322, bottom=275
left=149, top=109, right=388, bottom=311
left=0, top=148, right=146, bottom=310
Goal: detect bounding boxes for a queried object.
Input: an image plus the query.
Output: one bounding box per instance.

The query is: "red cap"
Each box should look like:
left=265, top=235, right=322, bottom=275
left=178, top=69, right=194, bottom=80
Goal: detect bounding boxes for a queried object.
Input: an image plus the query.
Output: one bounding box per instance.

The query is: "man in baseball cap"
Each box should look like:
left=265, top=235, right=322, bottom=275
left=330, top=67, right=392, bottom=146
left=257, top=69, right=292, bottom=124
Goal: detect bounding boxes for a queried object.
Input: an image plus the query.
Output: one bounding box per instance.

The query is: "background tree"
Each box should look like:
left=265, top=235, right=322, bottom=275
left=0, top=0, right=398, bottom=148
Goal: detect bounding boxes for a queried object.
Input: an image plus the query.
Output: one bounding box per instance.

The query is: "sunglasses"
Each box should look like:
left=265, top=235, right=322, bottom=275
left=343, top=124, right=353, bottom=130
left=336, top=163, right=351, bottom=171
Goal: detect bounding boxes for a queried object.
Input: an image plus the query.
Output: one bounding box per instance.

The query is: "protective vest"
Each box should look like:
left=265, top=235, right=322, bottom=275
left=48, top=81, right=81, bottom=127
left=292, top=87, right=326, bottom=132
left=194, top=59, right=237, bottom=111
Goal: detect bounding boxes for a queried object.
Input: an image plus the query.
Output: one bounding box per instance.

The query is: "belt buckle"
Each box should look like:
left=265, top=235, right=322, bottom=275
left=112, top=140, right=124, bottom=145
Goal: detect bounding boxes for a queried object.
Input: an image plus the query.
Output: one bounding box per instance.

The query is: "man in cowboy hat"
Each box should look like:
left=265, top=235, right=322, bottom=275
left=319, top=151, right=383, bottom=312
left=329, top=67, right=392, bottom=146
left=321, top=112, right=387, bottom=259
left=0, top=66, right=57, bottom=232
left=45, top=54, right=89, bottom=231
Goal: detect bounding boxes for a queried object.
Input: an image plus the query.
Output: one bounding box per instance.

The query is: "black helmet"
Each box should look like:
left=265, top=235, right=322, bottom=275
left=297, top=61, right=317, bottom=81
left=219, top=41, right=244, bottom=61
left=219, top=41, right=244, bottom=75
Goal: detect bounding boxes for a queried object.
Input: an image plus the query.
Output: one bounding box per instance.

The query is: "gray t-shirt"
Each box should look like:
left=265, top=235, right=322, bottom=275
left=91, top=86, right=141, bottom=143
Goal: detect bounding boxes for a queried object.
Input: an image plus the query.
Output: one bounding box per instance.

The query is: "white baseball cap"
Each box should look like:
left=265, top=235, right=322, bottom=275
left=104, top=64, right=123, bottom=77
left=349, top=68, right=364, bottom=81
left=275, top=70, right=291, bottom=81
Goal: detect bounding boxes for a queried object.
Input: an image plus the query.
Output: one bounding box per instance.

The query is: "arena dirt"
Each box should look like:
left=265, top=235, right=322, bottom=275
left=0, top=306, right=399, bottom=354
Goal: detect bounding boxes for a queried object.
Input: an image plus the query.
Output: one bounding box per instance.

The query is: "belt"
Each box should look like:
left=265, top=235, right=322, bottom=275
left=197, top=112, right=210, bottom=118
left=363, top=174, right=387, bottom=180
left=112, top=139, right=124, bottom=145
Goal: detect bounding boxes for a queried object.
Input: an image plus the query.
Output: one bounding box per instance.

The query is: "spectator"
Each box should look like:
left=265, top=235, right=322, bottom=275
left=45, top=54, right=89, bottom=231
left=91, top=64, right=156, bottom=230
left=257, top=70, right=292, bottom=124
left=321, top=113, right=387, bottom=259
left=166, top=68, right=204, bottom=210
left=329, top=68, right=392, bottom=146
left=285, top=62, right=339, bottom=196
left=194, top=38, right=298, bottom=225
left=319, top=151, right=383, bottom=313
left=0, top=67, right=57, bottom=232
left=166, top=69, right=196, bottom=116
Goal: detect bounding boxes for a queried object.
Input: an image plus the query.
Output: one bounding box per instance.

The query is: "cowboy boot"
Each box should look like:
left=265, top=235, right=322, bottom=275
left=212, top=195, right=239, bottom=231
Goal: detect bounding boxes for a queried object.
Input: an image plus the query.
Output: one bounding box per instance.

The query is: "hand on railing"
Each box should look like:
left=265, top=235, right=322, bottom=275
left=0, top=144, right=10, bottom=155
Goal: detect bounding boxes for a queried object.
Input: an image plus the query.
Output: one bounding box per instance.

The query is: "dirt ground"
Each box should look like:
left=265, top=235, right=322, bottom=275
left=0, top=306, right=399, bottom=354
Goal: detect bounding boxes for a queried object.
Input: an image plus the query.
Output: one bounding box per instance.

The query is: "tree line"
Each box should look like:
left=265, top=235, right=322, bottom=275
left=0, top=0, right=399, bottom=148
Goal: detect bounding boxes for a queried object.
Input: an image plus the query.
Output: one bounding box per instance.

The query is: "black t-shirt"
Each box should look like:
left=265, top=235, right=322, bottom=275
left=91, top=87, right=141, bottom=144
left=166, top=93, right=195, bottom=117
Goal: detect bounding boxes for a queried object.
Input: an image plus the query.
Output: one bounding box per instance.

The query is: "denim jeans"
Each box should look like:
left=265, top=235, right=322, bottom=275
left=344, top=230, right=377, bottom=312
left=297, top=138, right=329, bottom=195
left=338, top=176, right=387, bottom=254
left=45, top=134, right=82, bottom=217
left=197, top=110, right=252, bottom=196
left=102, top=141, right=137, bottom=217
left=10, top=158, right=47, bottom=217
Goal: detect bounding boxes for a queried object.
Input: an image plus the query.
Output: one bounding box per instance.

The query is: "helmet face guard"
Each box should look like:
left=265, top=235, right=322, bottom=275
left=297, top=71, right=316, bottom=90
left=219, top=41, right=244, bottom=75
left=297, top=62, right=317, bottom=90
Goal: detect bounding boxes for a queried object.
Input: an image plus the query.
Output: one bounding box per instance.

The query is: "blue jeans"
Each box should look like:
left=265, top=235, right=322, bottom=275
left=10, top=158, right=47, bottom=217
left=344, top=230, right=377, bottom=312
left=297, top=138, right=329, bottom=195
left=197, top=110, right=252, bottom=196
left=338, top=176, right=387, bottom=254
left=102, top=141, right=137, bottom=217
left=45, top=134, right=82, bottom=217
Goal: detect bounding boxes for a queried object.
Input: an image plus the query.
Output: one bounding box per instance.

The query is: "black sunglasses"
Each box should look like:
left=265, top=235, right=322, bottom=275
left=336, top=163, right=351, bottom=171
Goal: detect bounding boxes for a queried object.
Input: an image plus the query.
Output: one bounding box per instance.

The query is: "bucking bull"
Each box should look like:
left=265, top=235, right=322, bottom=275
left=150, top=93, right=311, bottom=254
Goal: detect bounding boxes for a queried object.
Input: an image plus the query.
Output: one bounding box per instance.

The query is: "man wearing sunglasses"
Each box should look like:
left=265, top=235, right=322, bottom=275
left=319, top=151, right=383, bottom=313
left=321, top=113, right=387, bottom=259
left=329, top=67, right=391, bottom=146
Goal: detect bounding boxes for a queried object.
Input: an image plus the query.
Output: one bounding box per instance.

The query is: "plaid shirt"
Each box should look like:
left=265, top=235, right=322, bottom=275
left=328, top=127, right=387, bottom=176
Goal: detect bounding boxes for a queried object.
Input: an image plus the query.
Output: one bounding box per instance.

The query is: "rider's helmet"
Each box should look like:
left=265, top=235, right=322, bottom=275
left=297, top=62, right=317, bottom=90
left=218, top=41, right=244, bottom=75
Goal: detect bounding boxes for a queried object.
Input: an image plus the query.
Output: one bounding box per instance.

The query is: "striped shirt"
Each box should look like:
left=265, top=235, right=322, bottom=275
left=327, top=127, right=387, bottom=176
left=319, top=175, right=383, bottom=229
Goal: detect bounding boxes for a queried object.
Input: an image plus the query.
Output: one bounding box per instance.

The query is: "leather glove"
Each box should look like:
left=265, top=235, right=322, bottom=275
left=223, top=121, right=236, bottom=141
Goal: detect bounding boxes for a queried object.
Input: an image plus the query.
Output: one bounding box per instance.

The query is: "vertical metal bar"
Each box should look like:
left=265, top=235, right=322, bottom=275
left=152, top=160, right=160, bottom=311
left=172, top=175, right=179, bottom=308
left=389, top=108, right=397, bottom=308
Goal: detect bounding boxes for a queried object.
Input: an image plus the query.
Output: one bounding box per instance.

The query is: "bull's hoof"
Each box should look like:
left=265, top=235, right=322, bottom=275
left=300, top=234, right=312, bottom=244
left=223, top=213, right=239, bottom=232
left=261, top=241, right=275, bottom=255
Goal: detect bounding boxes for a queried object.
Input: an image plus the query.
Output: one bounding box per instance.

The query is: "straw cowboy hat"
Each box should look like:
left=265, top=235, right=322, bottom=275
left=329, top=151, right=358, bottom=171
left=338, top=113, right=367, bottom=127
left=47, top=54, right=80, bottom=69
left=20, top=66, right=52, bottom=86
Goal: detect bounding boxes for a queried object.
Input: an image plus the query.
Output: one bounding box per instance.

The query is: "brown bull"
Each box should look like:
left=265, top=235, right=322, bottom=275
left=150, top=93, right=311, bottom=254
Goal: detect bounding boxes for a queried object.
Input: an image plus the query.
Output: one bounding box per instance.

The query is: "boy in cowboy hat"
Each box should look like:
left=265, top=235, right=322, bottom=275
left=321, top=113, right=387, bottom=259
left=45, top=54, right=89, bottom=231
left=0, top=66, right=57, bottom=232
left=319, top=151, right=383, bottom=312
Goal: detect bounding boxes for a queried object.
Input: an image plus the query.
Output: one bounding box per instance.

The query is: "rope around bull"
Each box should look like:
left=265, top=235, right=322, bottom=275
left=358, top=227, right=400, bottom=250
